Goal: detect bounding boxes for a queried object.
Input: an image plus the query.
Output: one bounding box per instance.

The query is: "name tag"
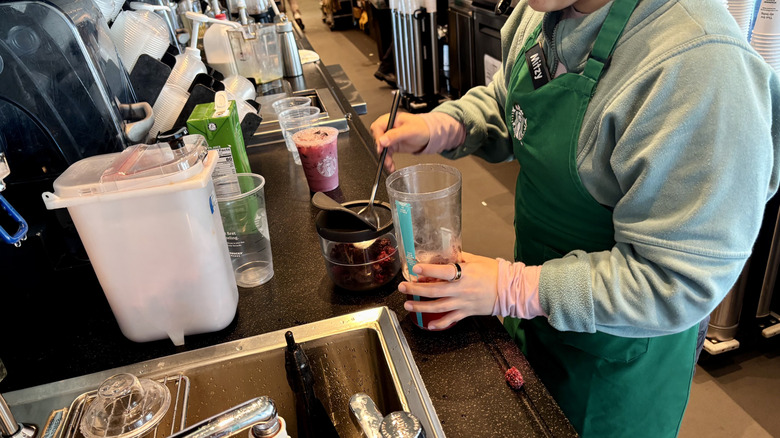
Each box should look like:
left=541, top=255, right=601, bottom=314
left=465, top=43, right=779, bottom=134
left=524, top=43, right=551, bottom=89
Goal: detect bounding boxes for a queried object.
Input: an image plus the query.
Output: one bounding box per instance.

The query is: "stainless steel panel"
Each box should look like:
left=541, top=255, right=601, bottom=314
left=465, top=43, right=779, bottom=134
left=708, top=261, right=750, bottom=342
left=4, top=307, right=445, bottom=438
left=757, top=206, right=780, bottom=318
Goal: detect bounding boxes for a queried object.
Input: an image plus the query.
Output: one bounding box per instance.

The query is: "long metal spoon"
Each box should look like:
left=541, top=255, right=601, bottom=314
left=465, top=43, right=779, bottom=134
left=358, top=89, right=402, bottom=229
left=311, top=191, right=378, bottom=229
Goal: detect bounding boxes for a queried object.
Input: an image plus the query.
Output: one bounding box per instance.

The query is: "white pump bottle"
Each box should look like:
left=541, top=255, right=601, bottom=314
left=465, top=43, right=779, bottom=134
left=164, top=13, right=211, bottom=91
left=186, top=11, right=242, bottom=77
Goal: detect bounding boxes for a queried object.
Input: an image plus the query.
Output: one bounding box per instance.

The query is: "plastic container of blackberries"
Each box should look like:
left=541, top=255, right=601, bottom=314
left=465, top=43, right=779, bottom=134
left=315, top=200, right=401, bottom=291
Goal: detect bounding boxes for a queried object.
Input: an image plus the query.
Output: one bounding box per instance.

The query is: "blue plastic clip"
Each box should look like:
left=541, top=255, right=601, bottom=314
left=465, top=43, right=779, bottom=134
left=0, top=193, right=28, bottom=245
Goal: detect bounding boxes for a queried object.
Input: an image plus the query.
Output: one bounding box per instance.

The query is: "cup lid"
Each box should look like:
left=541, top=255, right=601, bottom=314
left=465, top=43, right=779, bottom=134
left=316, top=200, right=394, bottom=242
left=80, top=373, right=171, bottom=438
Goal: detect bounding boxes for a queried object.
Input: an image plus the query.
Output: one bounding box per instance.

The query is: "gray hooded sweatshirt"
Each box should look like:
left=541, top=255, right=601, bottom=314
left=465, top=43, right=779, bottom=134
left=433, top=0, right=780, bottom=337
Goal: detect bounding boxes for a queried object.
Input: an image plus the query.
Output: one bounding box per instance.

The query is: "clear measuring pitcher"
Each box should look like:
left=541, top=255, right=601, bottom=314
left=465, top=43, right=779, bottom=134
left=227, top=24, right=283, bottom=85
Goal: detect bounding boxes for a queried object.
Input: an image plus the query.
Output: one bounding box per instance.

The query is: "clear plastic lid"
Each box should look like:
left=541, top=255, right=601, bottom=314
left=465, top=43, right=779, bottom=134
left=80, top=373, right=171, bottom=438
left=44, top=135, right=217, bottom=209
left=48, top=134, right=207, bottom=199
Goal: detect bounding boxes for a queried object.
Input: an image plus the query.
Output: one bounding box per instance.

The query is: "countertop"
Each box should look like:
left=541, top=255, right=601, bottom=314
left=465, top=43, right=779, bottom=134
left=0, top=34, right=577, bottom=438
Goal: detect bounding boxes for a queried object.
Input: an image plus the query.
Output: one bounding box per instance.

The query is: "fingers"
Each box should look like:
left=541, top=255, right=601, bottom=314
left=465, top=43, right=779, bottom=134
left=402, top=298, right=465, bottom=330
left=370, top=112, right=431, bottom=156
left=397, top=280, right=447, bottom=299
left=398, top=257, right=500, bottom=329
left=411, top=262, right=459, bottom=282
left=384, top=150, right=396, bottom=173
left=370, top=114, right=390, bottom=141
left=403, top=296, right=457, bottom=313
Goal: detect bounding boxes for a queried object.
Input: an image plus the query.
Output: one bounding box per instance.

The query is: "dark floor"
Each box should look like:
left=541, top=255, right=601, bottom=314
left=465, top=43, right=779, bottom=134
left=295, top=2, right=780, bottom=436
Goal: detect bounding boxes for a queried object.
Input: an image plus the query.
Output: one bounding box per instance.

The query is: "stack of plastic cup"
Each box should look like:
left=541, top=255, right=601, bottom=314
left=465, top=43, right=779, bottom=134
left=93, top=0, right=124, bottom=23
left=147, top=84, right=190, bottom=141
left=273, top=97, right=313, bottom=165
left=726, top=0, right=756, bottom=40
left=751, top=0, right=780, bottom=70
left=109, top=10, right=170, bottom=73
left=223, top=74, right=257, bottom=101
left=224, top=90, right=258, bottom=122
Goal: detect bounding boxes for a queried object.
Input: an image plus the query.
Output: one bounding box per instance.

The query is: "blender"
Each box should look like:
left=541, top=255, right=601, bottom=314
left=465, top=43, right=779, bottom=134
left=0, top=154, right=27, bottom=247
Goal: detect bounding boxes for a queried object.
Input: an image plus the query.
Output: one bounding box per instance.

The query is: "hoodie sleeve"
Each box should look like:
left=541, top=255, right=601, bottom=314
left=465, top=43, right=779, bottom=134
left=539, top=39, right=780, bottom=337
left=431, top=5, right=543, bottom=163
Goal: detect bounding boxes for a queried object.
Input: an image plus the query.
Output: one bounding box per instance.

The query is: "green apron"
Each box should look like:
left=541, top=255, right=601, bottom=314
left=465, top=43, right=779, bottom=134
left=502, top=2, right=698, bottom=436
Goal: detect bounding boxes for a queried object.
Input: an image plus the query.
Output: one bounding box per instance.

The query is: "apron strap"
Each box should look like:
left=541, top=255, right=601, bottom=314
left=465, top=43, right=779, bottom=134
left=583, top=0, right=640, bottom=82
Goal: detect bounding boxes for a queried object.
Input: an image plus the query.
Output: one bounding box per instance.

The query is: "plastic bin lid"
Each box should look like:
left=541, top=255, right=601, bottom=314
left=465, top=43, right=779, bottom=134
left=50, top=135, right=208, bottom=200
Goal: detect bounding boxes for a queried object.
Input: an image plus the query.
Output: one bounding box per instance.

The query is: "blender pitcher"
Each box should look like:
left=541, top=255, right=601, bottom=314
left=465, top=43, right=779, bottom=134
left=227, top=24, right=283, bottom=86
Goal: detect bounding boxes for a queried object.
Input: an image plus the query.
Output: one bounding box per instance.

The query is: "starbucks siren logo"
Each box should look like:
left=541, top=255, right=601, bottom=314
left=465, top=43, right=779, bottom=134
left=318, top=156, right=337, bottom=177
left=511, top=103, right=527, bottom=142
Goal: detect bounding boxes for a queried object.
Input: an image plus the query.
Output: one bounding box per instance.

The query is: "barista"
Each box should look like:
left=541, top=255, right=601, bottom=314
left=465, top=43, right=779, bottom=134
left=369, top=0, right=780, bottom=435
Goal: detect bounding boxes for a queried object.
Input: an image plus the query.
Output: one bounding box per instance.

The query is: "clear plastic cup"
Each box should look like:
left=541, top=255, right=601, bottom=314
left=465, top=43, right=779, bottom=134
left=386, top=164, right=463, bottom=331
left=291, top=126, right=339, bottom=192
left=215, top=173, right=274, bottom=288
left=271, top=96, right=312, bottom=115
left=278, top=106, right=320, bottom=166
left=148, top=83, right=190, bottom=141
left=224, top=90, right=257, bottom=122
left=753, top=0, right=780, bottom=35
left=222, top=74, right=257, bottom=101
left=94, top=0, right=124, bottom=23
left=110, top=10, right=170, bottom=73
left=272, top=96, right=312, bottom=164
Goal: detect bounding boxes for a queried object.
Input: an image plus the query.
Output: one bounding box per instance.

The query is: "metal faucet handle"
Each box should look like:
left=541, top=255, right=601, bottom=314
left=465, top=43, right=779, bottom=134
left=169, top=396, right=279, bottom=438
left=1, top=394, right=37, bottom=438
left=0, top=359, right=38, bottom=438
left=379, top=411, right=425, bottom=438
left=349, top=392, right=426, bottom=438
left=349, top=393, right=383, bottom=438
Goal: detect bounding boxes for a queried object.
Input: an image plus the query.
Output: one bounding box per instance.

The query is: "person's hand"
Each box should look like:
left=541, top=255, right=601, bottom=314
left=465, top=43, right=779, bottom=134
left=370, top=112, right=430, bottom=173
left=398, top=252, right=499, bottom=330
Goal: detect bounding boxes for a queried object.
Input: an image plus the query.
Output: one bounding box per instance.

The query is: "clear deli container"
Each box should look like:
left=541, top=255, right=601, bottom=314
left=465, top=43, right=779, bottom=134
left=42, top=135, right=238, bottom=346
left=315, top=201, right=401, bottom=291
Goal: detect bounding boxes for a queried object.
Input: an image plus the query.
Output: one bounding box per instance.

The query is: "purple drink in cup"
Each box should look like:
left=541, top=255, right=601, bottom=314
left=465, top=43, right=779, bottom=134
left=292, top=126, right=339, bottom=192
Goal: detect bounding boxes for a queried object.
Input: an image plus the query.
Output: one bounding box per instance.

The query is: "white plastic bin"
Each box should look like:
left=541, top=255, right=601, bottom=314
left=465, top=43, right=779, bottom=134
left=42, top=136, right=238, bottom=346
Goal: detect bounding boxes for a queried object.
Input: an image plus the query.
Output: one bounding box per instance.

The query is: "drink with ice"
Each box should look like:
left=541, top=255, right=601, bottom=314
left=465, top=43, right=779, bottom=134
left=292, top=126, right=339, bottom=192
left=387, top=163, right=463, bottom=331
left=405, top=245, right=462, bottom=331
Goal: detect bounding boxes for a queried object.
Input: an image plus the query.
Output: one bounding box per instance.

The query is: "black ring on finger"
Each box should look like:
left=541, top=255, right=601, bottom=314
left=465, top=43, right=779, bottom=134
left=451, top=262, right=462, bottom=282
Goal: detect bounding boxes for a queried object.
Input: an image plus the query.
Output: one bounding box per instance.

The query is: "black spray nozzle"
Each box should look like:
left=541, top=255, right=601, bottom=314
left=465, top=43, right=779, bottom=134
left=156, top=126, right=188, bottom=150
left=284, top=331, right=315, bottom=393
left=282, top=331, right=340, bottom=438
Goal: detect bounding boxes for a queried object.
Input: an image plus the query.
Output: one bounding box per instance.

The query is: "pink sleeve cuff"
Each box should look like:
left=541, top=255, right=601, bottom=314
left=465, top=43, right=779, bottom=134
left=492, top=259, right=546, bottom=319
left=417, top=112, right=466, bottom=155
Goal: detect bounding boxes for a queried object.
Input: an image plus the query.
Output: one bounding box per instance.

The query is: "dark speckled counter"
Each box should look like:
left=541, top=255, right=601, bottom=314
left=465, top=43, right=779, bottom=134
left=0, top=39, right=577, bottom=438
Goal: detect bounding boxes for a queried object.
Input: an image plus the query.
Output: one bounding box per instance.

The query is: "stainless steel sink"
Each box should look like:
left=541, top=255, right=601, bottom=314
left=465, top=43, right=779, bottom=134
left=4, top=307, right=445, bottom=438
